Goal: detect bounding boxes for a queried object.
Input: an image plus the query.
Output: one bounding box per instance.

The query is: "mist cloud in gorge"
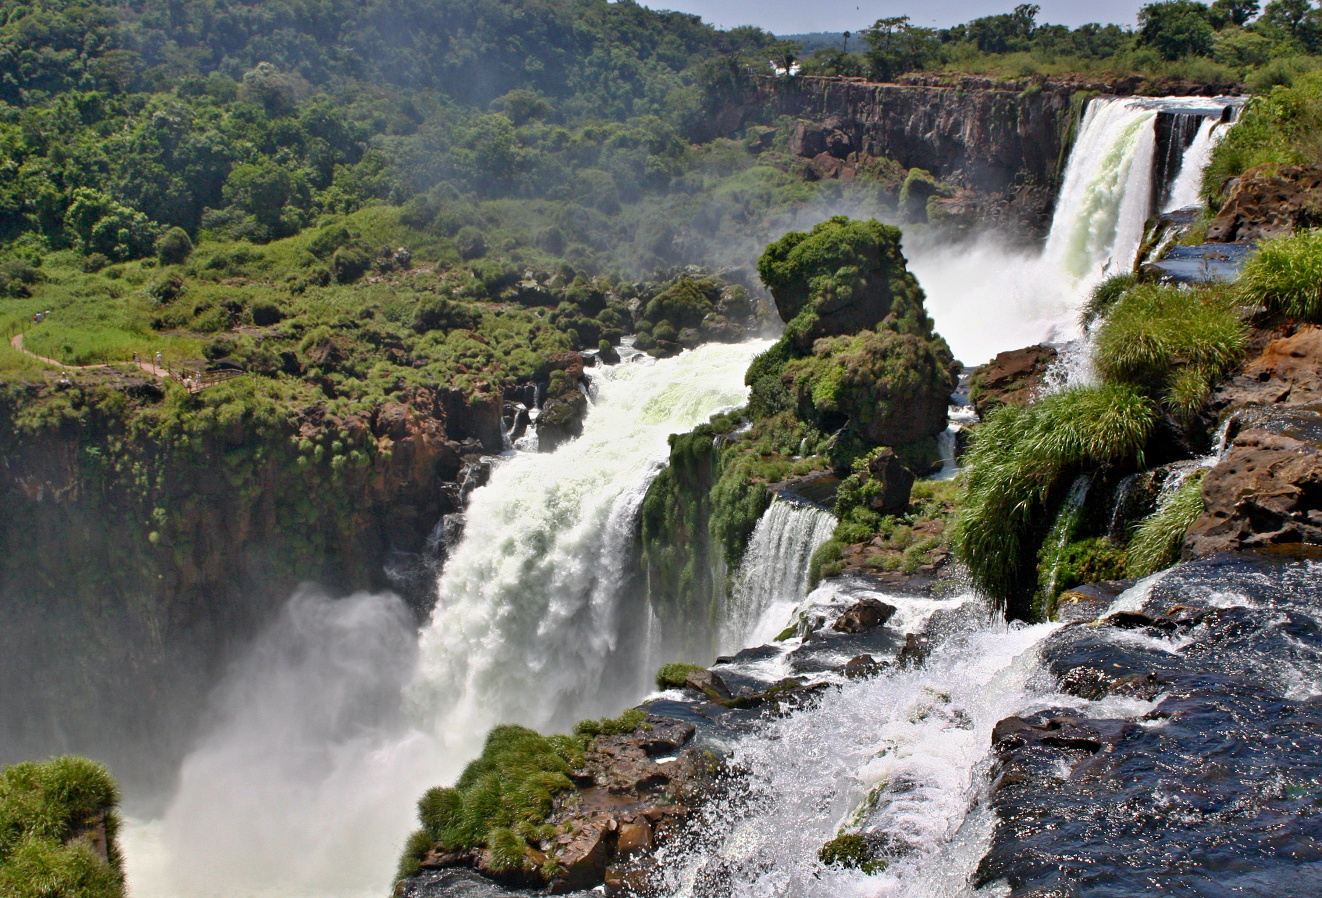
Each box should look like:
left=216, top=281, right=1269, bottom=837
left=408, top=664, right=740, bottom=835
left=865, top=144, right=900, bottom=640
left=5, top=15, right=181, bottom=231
left=140, top=588, right=449, bottom=897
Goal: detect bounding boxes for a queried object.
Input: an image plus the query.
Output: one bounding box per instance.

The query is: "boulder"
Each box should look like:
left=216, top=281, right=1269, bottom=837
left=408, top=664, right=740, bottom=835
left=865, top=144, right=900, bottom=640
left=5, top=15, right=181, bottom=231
left=832, top=597, right=897, bottom=633
left=684, top=668, right=734, bottom=701
left=864, top=449, right=916, bottom=515
left=1206, top=163, right=1322, bottom=244
left=1183, top=410, right=1322, bottom=558
left=967, top=344, right=1057, bottom=416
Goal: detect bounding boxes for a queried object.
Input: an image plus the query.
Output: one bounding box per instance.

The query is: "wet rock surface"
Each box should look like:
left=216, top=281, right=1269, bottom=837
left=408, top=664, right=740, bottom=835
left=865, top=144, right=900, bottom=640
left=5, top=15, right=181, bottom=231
left=979, top=551, right=1322, bottom=897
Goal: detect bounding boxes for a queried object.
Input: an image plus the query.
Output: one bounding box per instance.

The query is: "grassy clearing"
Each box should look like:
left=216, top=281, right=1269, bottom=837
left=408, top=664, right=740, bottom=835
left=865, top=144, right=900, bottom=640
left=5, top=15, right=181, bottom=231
left=0, top=756, right=124, bottom=898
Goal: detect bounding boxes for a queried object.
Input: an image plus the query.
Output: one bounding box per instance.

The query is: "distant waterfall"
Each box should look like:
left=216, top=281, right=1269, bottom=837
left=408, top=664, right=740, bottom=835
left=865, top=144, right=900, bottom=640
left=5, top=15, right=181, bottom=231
left=1163, top=117, right=1229, bottom=211
left=1042, top=97, right=1159, bottom=285
left=407, top=341, right=768, bottom=756
left=721, top=498, right=837, bottom=654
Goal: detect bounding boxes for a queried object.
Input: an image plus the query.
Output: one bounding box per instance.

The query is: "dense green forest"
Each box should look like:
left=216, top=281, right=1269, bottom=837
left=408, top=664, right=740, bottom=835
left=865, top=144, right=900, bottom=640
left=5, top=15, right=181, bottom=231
left=4, top=0, right=1322, bottom=396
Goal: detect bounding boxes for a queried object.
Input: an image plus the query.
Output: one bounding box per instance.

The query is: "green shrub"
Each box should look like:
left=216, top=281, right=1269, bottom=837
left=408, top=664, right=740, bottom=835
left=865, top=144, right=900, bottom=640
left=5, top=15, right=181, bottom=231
left=0, top=756, right=124, bottom=898
left=953, top=384, right=1157, bottom=618
left=1093, top=283, right=1247, bottom=422
left=1237, top=228, right=1322, bottom=322
left=572, top=708, right=646, bottom=739
left=398, top=724, right=576, bottom=881
left=156, top=227, right=194, bottom=265
left=655, top=662, right=706, bottom=689
left=1127, top=470, right=1205, bottom=576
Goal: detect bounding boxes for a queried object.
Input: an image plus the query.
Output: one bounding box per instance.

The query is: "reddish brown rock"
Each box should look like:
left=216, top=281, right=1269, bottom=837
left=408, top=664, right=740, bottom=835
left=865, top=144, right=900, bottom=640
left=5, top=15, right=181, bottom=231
left=864, top=448, right=916, bottom=515
left=968, top=344, right=1057, bottom=416
left=1183, top=412, right=1322, bottom=558
left=1209, top=325, right=1322, bottom=412
left=1206, top=163, right=1322, bottom=244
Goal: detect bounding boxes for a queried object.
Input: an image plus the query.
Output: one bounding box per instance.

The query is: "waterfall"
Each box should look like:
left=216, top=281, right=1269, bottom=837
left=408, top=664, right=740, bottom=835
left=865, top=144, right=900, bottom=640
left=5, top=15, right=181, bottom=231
left=1163, top=117, right=1229, bottom=211
left=720, top=498, right=838, bottom=654
left=1041, top=97, right=1159, bottom=285
left=407, top=340, right=769, bottom=756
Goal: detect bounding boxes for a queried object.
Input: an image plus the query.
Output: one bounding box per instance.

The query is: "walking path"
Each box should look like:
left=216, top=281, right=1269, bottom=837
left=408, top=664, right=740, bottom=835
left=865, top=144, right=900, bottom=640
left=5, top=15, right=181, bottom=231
left=9, top=331, right=236, bottom=392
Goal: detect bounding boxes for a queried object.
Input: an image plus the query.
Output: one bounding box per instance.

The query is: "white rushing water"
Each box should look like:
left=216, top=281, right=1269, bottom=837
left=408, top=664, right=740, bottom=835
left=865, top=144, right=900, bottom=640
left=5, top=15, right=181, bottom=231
left=912, top=97, right=1158, bottom=367
left=653, top=591, right=1063, bottom=898
left=124, top=340, right=767, bottom=898
left=1041, top=97, right=1158, bottom=287
left=720, top=498, right=838, bottom=654
left=408, top=339, right=769, bottom=753
left=1163, top=117, right=1229, bottom=212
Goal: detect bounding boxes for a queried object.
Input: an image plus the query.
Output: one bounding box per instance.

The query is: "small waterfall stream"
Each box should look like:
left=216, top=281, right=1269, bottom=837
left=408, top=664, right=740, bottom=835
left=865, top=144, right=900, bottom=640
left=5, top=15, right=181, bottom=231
left=720, top=498, right=838, bottom=654
left=1163, top=117, right=1229, bottom=212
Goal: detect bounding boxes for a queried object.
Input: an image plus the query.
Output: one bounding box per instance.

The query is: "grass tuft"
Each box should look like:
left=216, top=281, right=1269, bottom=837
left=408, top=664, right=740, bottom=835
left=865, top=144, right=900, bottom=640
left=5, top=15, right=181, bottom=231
left=0, top=756, right=124, bottom=898
left=1092, top=283, right=1247, bottom=423
left=953, top=384, right=1157, bottom=618
left=1236, top=228, right=1322, bottom=323
left=1127, top=470, right=1206, bottom=576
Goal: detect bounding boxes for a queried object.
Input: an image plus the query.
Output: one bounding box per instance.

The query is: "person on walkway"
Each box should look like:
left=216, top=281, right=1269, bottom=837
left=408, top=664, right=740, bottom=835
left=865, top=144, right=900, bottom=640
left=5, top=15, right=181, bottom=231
left=155, top=351, right=162, bottom=367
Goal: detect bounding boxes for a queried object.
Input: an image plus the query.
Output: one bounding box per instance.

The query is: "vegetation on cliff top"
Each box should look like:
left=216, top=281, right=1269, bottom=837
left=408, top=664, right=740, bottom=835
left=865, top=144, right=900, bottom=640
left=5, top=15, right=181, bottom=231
left=0, top=756, right=124, bottom=898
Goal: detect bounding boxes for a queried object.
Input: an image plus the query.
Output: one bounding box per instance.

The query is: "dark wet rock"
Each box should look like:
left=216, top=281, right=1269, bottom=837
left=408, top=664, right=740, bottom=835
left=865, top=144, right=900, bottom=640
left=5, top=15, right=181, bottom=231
left=863, top=448, right=916, bottom=515
left=832, top=597, right=898, bottom=633
left=684, top=668, right=734, bottom=702
left=979, top=551, right=1322, bottom=897
left=1184, top=410, right=1322, bottom=558
left=1206, top=163, right=1322, bottom=243
left=1053, top=579, right=1134, bottom=623
left=967, top=344, right=1056, bottom=415
left=843, top=654, right=883, bottom=678
left=770, top=469, right=840, bottom=509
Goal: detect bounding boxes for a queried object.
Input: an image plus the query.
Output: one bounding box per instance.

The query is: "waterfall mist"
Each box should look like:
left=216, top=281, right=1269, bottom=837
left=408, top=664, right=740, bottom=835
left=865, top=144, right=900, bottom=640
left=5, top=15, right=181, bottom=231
left=122, top=589, right=448, bottom=898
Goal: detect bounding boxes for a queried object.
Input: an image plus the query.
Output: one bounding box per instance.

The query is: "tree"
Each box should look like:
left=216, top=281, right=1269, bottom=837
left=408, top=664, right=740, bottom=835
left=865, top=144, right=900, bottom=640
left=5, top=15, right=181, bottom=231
left=862, top=17, right=942, bottom=81
left=966, top=4, right=1040, bottom=53
left=1139, top=1, right=1217, bottom=58
left=1210, top=0, right=1261, bottom=26
left=1259, top=0, right=1322, bottom=49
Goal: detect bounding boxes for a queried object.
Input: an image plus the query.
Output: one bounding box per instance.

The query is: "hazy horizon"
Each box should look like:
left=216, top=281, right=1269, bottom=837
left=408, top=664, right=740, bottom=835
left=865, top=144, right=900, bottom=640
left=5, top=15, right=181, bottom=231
left=640, top=0, right=1146, bottom=35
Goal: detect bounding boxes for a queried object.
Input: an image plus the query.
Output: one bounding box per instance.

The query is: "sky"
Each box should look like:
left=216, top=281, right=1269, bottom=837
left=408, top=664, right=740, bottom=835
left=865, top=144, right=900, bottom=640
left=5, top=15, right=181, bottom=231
left=639, top=1, right=1149, bottom=34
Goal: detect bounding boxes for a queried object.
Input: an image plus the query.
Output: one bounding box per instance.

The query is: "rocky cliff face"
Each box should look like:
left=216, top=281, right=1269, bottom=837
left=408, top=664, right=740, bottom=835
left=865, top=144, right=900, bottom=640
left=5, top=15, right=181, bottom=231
left=0, top=377, right=503, bottom=793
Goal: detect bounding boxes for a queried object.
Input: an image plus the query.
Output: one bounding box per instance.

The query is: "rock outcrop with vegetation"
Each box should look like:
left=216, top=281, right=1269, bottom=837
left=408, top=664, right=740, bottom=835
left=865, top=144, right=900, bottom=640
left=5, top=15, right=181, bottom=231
left=639, top=216, right=957, bottom=655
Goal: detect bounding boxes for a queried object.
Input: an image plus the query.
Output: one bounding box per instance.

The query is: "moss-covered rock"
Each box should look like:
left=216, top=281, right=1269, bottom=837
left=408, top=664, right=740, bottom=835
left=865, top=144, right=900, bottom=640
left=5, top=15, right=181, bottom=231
left=758, top=216, right=938, bottom=352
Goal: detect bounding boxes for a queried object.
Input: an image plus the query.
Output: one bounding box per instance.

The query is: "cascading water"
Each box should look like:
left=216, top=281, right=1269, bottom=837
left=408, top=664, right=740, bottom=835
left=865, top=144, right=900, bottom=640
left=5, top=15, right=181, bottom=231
left=123, top=341, right=768, bottom=898
left=1041, top=97, right=1159, bottom=286
left=649, top=589, right=1064, bottom=898
left=720, top=497, right=838, bottom=654
left=912, top=95, right=1228, bottom=367
left=1163, top=117, right=1229, bottom=212
left=407, top=340, right=769, bottom=758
